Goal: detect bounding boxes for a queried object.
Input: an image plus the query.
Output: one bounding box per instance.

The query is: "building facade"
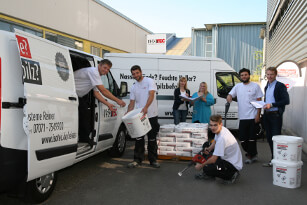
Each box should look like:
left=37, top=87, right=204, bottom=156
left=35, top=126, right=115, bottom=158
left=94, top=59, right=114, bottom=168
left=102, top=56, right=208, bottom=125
left=192, top=22, right=265, bottom=73
left=265, top=0, right=307, bottom=151
left=0, top=0, right=152, bottom=56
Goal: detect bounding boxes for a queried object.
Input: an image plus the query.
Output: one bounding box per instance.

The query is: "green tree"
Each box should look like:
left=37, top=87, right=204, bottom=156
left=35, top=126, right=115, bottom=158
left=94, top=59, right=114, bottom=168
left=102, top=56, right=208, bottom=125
left=254, top=50, right=263, bottom=75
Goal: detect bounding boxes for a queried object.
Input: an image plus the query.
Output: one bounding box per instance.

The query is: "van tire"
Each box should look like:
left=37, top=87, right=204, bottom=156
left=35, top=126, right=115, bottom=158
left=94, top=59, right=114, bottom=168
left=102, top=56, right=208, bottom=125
left=25, top=172, right=57, bottom=203
left=108, top=124, right=127, bottom=157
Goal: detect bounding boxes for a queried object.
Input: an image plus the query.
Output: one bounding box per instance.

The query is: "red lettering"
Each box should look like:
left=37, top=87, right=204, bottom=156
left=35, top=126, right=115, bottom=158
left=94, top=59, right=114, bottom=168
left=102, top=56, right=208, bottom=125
left=156, top=39, right=165, bottom=43
left=16, top=35, right=32, bottom=59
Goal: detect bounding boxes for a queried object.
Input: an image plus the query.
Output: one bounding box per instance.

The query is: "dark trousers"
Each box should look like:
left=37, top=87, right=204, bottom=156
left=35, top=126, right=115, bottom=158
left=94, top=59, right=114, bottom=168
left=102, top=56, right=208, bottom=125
left=203, top=157, right=238, bottom=180
left=173, top=109, right=188, bottom=125
left=239, top=119, right=257, bottom=158
left=78, top=95, right=92, bottom=143
left=263, top=112, right=282, bottom=159
left=134, top=116, right=160, bottom=163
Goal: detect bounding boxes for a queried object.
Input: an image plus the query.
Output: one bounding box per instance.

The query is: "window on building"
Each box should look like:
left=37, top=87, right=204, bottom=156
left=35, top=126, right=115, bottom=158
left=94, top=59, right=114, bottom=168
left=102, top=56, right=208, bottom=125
left=205, top=36, right=213, bottom=57
left=102, top=49, right=110, bottom=57
left=45, top=31, right=83, bottom=51
left=91, top=46, right=101, bottom=57
left=0, top=19, right=43, bottom=37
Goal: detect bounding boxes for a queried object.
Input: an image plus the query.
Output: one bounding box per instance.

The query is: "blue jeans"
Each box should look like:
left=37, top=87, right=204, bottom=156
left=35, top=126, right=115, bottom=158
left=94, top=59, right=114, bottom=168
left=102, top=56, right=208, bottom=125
left=173, top=109, right=188, bottom=125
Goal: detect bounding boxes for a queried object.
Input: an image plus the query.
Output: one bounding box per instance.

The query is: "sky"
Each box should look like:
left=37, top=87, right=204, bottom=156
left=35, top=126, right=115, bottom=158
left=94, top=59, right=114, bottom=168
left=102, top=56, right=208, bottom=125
left=101, top=0, right=267, bottom=37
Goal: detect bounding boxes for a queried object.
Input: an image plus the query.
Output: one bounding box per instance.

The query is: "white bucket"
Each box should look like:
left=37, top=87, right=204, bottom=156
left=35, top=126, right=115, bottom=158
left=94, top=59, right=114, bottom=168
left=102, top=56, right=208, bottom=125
left=122, top=108, right=152, bottom=138
left=271, top=159, right=303, bottom=189
left=272, top=135, right=303, bottom=162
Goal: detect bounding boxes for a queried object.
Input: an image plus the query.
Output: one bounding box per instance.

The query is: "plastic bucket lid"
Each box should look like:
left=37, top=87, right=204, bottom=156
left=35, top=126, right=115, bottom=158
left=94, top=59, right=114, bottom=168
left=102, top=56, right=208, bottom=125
left=122, top=108, right=142, bottom=121
left=271, top=159, right=303, bottom=167
left=272, top=135, right=303, bottom=144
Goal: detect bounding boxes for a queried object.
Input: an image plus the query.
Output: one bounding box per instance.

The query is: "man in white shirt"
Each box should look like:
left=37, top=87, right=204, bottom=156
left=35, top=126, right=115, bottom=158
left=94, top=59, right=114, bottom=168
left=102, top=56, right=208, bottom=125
left=195, top=115, right=242, bottom=184
left=74, top=59, right=126, bottom=144
left=127, top=65, right=160, bottom=168
left=227, top=68, right=263, bottom=164
left=74, top=59, right=126, bottom=110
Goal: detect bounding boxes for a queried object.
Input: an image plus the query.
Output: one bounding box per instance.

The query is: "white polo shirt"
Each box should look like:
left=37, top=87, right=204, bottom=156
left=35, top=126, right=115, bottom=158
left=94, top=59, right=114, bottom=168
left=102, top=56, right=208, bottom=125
left=130, top=77, right=158, bottom=118
left=213, top=127, right=243, bottom=170
left=74, top=67, right=102, bottom=97
left=229, top=82, right=263, bottom=120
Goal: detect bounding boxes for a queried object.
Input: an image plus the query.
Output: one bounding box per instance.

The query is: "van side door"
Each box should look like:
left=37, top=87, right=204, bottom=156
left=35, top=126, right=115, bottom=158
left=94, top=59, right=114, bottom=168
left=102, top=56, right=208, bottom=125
left=97, top=71, right=125, bottom=149
left=15, top=30, right=78, bottom=181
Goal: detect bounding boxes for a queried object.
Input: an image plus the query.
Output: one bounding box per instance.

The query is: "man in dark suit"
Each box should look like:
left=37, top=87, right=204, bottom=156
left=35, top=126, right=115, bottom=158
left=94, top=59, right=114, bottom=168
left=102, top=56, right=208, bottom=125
left=263, top=67, right=290, bottom=167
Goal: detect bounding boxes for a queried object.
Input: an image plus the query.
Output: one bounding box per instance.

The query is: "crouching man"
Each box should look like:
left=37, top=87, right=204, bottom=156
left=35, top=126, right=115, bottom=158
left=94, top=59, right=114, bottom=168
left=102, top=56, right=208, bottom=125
left=195, top=115, right=243, bottom=184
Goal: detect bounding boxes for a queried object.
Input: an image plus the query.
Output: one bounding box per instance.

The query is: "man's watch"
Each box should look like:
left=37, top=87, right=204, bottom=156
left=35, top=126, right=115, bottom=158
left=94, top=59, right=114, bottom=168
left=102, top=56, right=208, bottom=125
left=270, top=103, right=273, bottom=107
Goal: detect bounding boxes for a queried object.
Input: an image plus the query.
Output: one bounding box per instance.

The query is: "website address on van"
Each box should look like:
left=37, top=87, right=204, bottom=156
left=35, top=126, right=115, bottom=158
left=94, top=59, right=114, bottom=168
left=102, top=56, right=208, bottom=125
left=41, top=132, right=77, bottom=144
left=165, top=111, right=193, bottom=116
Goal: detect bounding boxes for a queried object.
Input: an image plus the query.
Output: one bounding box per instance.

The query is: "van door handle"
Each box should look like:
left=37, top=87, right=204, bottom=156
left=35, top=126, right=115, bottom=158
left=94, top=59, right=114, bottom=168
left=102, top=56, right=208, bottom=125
left=2, top=98, right=27, bottom=109
left=68, top=97, right=77, bottom=101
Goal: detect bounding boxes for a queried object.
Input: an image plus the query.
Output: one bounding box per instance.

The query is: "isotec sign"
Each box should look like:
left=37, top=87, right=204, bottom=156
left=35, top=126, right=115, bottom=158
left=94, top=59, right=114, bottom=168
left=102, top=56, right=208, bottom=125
left=147, top=34, right=166, bottom=54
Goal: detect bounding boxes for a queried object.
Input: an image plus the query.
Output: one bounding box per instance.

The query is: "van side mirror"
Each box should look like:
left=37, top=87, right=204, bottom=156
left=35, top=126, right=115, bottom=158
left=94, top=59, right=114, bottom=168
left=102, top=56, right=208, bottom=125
left=119, top=82, right=128, bottom=97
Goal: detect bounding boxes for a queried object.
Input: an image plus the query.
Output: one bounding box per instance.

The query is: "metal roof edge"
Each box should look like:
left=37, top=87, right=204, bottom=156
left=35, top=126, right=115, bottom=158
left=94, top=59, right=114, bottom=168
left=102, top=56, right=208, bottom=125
left=204, top=22, right=267, bottom=30
left=93, top=0, right=153, bottom=34
left=105, top=53, right=224, bottom=62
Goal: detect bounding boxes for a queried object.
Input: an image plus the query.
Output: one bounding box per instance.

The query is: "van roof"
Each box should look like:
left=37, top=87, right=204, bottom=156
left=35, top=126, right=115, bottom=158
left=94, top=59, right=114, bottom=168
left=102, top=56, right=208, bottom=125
left=105, top=53, right=224, bottom=62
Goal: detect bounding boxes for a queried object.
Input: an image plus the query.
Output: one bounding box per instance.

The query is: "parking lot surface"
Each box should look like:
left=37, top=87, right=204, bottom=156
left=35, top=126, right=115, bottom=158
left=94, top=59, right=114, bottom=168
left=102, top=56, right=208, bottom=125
left=1, top=140, right=307, bottom=205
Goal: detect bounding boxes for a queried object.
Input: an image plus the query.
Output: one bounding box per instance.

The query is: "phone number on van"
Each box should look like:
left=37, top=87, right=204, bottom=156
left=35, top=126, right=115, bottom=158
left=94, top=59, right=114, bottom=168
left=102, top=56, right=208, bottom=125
left=33, top=122, right=64, bottom=133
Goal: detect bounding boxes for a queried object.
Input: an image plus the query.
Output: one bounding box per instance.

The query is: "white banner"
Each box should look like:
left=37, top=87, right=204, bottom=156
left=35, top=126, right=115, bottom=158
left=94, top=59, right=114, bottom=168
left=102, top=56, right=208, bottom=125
left=146, top=34, right=166, bottom=54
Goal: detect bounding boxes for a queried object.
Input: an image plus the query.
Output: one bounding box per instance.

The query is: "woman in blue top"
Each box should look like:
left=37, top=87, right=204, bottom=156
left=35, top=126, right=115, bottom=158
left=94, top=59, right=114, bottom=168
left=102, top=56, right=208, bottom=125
left=191, top=82, right=215, bottom=123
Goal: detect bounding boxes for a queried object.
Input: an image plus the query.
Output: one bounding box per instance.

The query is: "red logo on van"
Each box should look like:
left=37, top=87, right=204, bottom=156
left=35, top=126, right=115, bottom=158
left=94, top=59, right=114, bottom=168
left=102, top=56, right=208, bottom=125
left=16, top=35, right=32, bottom=59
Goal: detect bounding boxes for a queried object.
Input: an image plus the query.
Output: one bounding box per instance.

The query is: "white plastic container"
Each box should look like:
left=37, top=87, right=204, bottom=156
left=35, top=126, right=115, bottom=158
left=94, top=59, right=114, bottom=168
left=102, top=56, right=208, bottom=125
left=271, top=159, right=303, bottom=189
left=273, top=135, right=303, bottom=162
left=122, top=108, right=151, bottom=138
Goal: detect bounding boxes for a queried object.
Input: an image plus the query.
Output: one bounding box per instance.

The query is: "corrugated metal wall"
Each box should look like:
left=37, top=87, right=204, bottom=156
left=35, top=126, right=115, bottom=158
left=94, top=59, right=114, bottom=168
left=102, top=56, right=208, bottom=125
left=266, top=0, right=307, bottom=67
left=192, top=24, right=265, bottom=73
left=192, top=29, right=212, bottom=57
left=215, top=24, right=265, bottom=73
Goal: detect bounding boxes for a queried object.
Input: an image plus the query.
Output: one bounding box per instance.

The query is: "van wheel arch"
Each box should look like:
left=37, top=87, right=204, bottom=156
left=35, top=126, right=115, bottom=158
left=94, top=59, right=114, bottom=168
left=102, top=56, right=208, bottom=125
left=24, top=172, right=57, bottom=203
left=108, top=124, right=127, bottom=157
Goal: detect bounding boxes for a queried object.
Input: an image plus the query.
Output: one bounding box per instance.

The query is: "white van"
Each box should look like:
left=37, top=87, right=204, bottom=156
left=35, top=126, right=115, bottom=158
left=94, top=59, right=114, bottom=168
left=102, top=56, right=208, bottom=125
left=0, top=30, right=128, bottom=203
left=105, top=53, right=241, bottom=128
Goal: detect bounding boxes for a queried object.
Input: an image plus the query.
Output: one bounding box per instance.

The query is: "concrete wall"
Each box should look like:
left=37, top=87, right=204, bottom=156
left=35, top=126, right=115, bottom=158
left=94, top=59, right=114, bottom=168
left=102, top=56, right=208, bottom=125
left=0, top=0, right=151, bottom=53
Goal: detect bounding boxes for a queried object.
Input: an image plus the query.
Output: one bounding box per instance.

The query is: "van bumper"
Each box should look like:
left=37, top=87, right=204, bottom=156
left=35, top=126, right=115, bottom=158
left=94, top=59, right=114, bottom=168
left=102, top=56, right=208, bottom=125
left=0, top=146, right=27, bottom=192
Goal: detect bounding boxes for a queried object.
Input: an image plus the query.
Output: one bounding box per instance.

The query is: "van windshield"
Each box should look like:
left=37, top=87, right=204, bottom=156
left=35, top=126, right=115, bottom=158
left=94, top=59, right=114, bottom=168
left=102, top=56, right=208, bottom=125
left=216, top=72, right=241, bottom=98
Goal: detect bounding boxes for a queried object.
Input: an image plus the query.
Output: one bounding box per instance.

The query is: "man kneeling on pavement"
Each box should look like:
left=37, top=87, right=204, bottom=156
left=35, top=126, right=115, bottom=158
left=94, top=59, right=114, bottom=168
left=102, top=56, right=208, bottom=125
left=195, top=115, right=243, bottom=184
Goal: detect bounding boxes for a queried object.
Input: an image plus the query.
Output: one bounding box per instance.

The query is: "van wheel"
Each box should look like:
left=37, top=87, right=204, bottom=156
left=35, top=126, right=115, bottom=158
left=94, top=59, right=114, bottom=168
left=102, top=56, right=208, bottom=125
left=109, top=124, right=127, bottom=157
left=25, top=172, right=57, bottom=203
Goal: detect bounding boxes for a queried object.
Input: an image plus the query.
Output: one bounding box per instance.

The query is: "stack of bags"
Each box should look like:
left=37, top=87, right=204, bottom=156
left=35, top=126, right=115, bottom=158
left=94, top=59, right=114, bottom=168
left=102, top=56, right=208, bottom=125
left=157, top=123, right=208, bottom=157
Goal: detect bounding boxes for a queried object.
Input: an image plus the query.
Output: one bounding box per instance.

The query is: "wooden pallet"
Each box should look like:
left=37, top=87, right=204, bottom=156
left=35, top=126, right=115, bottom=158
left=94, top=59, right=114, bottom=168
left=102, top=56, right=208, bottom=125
left=157, top=155, right=192, bottom=161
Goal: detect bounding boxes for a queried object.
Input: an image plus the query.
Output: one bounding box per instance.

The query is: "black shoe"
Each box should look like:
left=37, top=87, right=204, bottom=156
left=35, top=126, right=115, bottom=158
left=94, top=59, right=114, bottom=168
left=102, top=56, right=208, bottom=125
left=195, top=173, right=215, bottom=180
left=223, top=171, right=240, bottom=184
left=262, top=162, right=272, bottom=167
left=127, top=161, right=141, bottom=168
left=150, top=161, right=160, bottom=168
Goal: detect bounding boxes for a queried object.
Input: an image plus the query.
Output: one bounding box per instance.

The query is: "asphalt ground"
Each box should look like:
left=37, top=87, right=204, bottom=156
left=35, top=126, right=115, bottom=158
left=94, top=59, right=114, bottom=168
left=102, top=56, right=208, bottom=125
left=1, top=139, right=307, bottom=205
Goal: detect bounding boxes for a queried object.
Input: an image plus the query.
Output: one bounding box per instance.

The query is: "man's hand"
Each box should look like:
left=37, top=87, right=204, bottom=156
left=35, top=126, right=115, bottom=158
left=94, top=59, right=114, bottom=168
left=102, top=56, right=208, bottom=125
left=204, top=147, right=210, bottom=155
left=107, top=103, right=116, bottom=112
left=141, top=107, right=148, bottom=115
left=226, top=94, right=233, bottom=103
left=195, top=163, right=204, bottom=171
left=263, top=103, right=272, bottom=109
left=116, top=99, right=126, bottom=107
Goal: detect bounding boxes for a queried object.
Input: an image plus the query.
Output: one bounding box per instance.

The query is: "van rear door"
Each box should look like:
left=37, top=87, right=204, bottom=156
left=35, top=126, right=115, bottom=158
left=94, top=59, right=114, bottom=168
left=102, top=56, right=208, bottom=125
left=15, top=30, right=78, bottom=181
